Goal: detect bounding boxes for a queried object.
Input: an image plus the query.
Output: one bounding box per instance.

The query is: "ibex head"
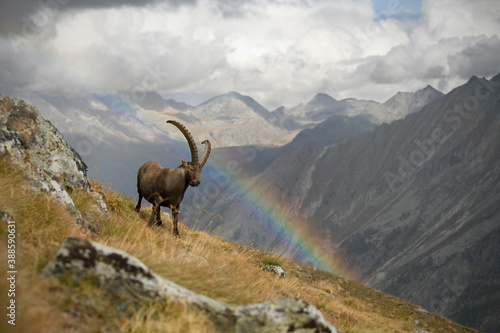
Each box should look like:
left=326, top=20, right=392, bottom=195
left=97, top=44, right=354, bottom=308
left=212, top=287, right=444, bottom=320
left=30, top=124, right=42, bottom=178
left=167, top=120, right=211, bottom=187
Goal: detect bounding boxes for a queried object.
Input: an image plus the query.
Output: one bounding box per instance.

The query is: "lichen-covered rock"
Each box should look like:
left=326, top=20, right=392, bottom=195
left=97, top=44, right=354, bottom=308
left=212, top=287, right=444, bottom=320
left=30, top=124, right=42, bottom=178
left=261, top=264, right=286, bottom=278
left=0, top=94, right=109, bottom=227
left=44, top=237, right=338, bottom=333
left=0, top=94, right=89, bottom=192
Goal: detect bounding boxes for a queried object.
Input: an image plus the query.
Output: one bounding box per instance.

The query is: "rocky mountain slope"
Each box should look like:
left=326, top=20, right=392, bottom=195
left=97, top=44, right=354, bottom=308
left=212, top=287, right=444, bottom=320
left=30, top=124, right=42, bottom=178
left=0, top=94, right=480, bottom=333
left=183, top=74, right=500, bottom=332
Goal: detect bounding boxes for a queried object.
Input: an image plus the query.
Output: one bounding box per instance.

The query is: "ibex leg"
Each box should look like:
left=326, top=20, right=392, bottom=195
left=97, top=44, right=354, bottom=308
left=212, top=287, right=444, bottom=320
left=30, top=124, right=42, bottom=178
left=135, top=193, right=143, bottom=212
left=172, top=206, right=180, bottom=237
left=148, top=203, right=161, bottom=227
left=155, top=205, right=162, bottom=226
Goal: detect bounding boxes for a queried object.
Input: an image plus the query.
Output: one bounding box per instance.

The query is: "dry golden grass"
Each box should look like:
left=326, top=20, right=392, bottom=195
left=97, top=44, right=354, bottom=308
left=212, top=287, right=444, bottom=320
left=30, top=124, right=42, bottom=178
left=0, top=156, right=479, bottom=333
left=0, top=156, right=86, bottom=333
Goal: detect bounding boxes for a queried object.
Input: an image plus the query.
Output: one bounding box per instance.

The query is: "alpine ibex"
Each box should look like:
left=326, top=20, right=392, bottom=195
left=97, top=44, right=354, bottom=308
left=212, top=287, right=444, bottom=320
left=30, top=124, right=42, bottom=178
left=135, top=120, right=211, bottom=236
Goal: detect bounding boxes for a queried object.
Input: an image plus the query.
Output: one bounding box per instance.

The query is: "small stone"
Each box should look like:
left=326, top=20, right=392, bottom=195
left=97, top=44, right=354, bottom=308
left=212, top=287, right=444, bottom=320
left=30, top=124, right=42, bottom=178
left=261, top=264, right=286, bottom=278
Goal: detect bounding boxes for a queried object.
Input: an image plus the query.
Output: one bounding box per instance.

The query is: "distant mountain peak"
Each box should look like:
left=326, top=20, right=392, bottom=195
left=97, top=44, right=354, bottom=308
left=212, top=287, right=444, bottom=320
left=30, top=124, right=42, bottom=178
left=465, top=75, right=483, bottom=86
left=419, top=84, right=442, bottom=95
left=227, top=91, right=243, bottom=98
left=379, top=84, right=444, bottom=122
left=135, top=91, right=191, bottom=111
left=491, top=72, right=500, bottom=82
left=386, top=84, right=443, bottom=102
left=194, top=91, right=270, bottom=122
left=201, top=91, right=259, bottom=106
left=307, top=93, right=337, bottom=107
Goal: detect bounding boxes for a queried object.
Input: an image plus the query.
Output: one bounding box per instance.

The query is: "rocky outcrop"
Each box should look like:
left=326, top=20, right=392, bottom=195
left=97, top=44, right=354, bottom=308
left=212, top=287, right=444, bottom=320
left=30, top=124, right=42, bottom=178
left=44, top=237, right=338, bottom=333
left=0, top=94, right=109, bottom=228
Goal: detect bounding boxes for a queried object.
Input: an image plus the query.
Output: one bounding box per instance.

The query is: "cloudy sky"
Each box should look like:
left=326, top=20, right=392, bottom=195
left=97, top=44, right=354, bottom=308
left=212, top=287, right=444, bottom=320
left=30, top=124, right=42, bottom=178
left=1, top=0, right=500, bottom=109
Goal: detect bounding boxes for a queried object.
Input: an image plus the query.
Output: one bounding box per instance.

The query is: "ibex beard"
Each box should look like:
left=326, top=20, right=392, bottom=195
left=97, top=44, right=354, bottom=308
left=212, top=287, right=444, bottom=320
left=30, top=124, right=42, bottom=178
left=135, top=120, right=211, bottom=237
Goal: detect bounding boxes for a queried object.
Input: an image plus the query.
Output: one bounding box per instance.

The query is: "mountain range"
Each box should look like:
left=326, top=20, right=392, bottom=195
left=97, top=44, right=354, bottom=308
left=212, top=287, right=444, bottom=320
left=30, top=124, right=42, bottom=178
left=1, top=84, right=442, bottom=196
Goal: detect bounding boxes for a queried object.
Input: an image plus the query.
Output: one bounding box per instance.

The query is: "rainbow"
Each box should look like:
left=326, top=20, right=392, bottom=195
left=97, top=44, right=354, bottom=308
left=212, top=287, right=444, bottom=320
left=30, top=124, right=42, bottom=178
left=198, top=156, right=352, bottom=279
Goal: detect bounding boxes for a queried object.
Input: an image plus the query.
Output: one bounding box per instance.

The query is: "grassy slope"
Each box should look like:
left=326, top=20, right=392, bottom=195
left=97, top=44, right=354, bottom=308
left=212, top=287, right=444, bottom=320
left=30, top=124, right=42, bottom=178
left=0, top=156, right=479, bottom=333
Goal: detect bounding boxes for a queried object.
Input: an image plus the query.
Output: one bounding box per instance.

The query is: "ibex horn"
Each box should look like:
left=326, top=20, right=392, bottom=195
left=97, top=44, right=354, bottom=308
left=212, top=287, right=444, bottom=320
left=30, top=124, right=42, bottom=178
left=167, top=120, right=199, bottom=165
left=199, top=140, right=211, bottom=168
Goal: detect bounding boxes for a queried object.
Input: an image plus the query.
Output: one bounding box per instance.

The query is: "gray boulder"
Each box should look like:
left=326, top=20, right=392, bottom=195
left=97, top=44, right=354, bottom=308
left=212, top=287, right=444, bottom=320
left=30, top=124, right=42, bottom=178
left=44, top=236, right=338, bottom=333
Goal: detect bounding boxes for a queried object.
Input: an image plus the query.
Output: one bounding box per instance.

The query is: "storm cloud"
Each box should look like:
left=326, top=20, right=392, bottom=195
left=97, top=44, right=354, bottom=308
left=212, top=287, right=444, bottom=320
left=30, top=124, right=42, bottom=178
left=1, top=0, right=499, bottom=109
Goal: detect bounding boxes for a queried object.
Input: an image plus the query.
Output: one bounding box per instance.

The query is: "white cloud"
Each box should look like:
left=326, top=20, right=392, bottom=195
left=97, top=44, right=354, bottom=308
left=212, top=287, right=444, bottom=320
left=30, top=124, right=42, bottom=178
left=1, top=0, right=499, bottom=109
